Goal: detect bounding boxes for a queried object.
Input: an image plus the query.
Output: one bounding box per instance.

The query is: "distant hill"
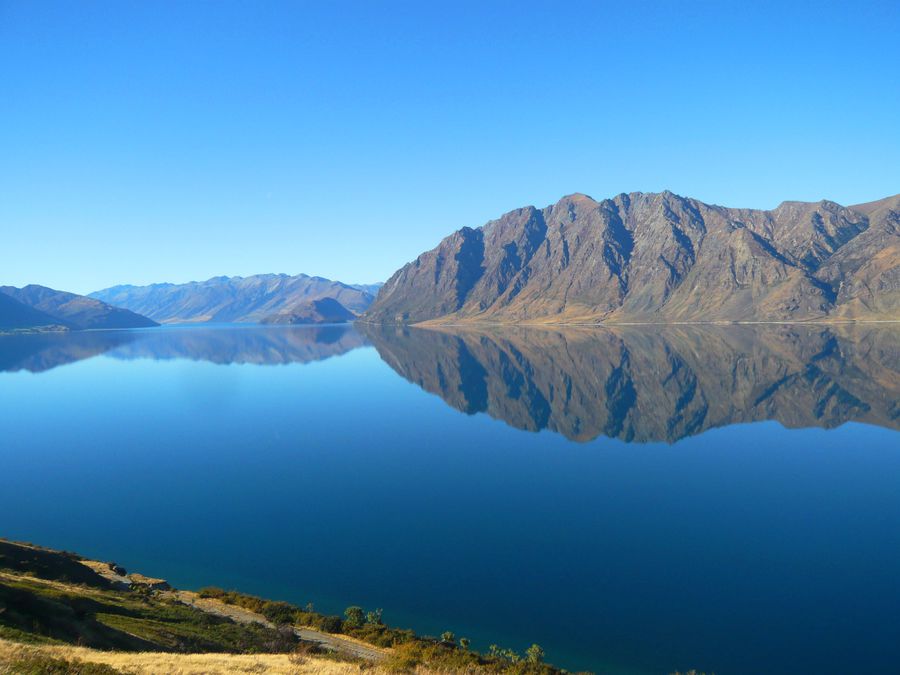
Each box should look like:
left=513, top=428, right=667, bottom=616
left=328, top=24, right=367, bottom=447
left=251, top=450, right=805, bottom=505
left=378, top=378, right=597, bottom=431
left=261, top=297, right=357, bottom=325
left=0, top=292, right=68, bottom=332
left=0, top=285, right=157, bottom=331
left=364, top=191, right=900, bottom=324
left=91, top=273, right=377, bottom=324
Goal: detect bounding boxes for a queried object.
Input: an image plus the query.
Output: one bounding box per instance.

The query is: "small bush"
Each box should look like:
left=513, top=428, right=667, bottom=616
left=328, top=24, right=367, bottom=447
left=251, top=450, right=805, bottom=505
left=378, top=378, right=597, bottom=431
left=260, top=601, right=297, bottom=626
left=343, top=606, right=364, bottom=628
left=526, top=643, right=545, bottom=664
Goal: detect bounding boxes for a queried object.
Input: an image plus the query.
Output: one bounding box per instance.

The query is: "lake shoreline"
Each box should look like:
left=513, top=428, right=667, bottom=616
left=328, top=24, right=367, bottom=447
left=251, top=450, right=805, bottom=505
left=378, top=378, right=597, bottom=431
left=0, top=538, right=579, bottom=674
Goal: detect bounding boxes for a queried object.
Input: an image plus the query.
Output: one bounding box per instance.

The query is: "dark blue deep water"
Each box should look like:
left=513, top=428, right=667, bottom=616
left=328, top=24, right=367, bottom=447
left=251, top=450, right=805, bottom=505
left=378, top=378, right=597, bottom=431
left=1, top=323, right=898, bottom=674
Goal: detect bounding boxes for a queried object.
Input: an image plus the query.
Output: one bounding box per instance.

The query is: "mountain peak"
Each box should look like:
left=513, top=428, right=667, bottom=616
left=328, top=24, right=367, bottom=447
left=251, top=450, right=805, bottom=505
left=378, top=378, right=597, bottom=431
left=365, top=189, right=900, bottom=324
left=559, top=192, right=597, bottom=203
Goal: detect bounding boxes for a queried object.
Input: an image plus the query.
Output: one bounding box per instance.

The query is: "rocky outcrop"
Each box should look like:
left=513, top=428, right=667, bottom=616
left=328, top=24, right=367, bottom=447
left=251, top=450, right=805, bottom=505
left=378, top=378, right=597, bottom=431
left=365, top=192, right=900, bottom=323
left=126, top=573, right=171, bottom=591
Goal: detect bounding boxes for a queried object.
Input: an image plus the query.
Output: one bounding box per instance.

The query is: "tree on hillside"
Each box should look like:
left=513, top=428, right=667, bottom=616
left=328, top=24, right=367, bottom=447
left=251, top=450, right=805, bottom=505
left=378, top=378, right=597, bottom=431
left=343, top=606, right=364, bottom=628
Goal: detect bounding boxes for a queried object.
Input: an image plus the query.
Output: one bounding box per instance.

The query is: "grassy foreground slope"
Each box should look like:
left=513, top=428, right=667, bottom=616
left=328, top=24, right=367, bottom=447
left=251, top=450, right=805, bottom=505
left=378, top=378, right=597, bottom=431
left=0, top=539, right=576, bottom=674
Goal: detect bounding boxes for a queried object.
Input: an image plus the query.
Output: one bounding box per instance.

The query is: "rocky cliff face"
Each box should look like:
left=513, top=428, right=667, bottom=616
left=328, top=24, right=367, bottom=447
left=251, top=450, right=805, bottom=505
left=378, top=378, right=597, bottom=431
left=361, top=324, right=899, bottom=443
left=365, top=192, right=900, bottom=323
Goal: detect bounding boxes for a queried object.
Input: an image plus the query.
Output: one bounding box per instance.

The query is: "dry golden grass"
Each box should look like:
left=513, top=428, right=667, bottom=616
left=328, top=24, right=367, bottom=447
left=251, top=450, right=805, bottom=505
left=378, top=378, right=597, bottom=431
left=0, top=639, right=467, bottom=675
left=0, top=638, right=370, bottom=674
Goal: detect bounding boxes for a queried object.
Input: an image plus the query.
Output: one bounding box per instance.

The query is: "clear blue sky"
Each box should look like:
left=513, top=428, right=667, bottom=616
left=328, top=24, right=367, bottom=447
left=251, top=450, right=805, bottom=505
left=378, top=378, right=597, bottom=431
left=2, top=0, right=898, bottom=294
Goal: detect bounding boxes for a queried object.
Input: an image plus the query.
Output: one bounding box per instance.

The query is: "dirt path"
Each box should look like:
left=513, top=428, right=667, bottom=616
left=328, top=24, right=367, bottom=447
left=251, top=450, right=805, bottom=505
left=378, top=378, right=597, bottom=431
left=64, top=557, right=388, bottom=663
left=0, top=571, right=386, bottom=663
left=169, top=591, right=387, bottom=662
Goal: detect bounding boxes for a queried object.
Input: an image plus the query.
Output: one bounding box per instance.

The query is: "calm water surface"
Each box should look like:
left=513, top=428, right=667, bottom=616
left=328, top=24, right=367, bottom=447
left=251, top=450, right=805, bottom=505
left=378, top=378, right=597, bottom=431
left=1, top=323, right=898, bottom=674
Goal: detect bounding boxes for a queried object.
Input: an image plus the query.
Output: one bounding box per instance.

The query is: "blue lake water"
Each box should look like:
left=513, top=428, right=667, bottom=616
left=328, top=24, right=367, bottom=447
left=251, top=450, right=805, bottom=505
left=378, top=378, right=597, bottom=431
left=1, top=323, right=898, bottom=674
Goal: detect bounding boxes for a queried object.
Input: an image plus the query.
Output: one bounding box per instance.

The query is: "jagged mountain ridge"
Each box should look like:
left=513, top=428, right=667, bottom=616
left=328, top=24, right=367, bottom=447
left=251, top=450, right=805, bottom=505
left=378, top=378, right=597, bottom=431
left=365, top=191, right=900, bottom=323
left=90, top=273, right=375, bottom=324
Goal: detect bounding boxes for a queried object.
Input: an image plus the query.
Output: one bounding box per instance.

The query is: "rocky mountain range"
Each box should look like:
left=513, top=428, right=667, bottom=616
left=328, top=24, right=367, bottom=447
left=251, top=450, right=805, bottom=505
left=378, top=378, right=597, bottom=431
left=364, top=191, right=900, bottom=324
left=361, top=323, right=899, bottom=443
left=91, top=274, right=376, bottom=324
left=0, top=285, right=157, bottom=332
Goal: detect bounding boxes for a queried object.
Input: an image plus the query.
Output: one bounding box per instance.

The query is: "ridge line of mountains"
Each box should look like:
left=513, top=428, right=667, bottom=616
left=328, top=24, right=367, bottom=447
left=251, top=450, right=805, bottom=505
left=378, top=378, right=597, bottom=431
left=0, top=275, right=382, bottom=332
left=90, top=273, right=380, bottom=325
left=365, top=190, right=900, bottom=324
left=2, top=190, right=898, bottom=332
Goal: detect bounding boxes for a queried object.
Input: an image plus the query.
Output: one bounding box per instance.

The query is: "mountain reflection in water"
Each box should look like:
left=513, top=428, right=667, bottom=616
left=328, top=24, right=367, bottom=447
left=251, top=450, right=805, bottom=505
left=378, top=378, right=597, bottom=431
left=0, top=324, right=367, bottom=373
left=360, top=323, right=900, bottom=443
left=2, top=320, right=899, bottom=674
left=3, top=322, right=897, bottom=444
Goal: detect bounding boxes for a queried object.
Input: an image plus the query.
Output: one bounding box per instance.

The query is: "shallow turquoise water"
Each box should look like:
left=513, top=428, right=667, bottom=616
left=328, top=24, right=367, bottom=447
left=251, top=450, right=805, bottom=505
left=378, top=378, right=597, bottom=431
left=1, top=324, right=898, bottom=674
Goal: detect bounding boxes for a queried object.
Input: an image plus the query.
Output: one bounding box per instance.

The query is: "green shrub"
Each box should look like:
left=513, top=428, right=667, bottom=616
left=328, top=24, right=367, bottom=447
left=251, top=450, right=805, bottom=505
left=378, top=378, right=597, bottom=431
left=260, top=601, right=297, bottom=626
left=526, top=643, right=545, bottom=664
left=314, top=614, right=343, bottom=633
left=343, top=606, right=364, bottom=629
left=197, top=586, right=225, bottom=599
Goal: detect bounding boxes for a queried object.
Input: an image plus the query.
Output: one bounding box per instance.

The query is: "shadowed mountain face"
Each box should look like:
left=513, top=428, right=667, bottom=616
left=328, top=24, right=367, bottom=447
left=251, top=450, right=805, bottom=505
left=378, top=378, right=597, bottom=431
left=365, top=191, right=900, bottom=323
left=0, top=293, right=67, bottom=331
left=91, top=274, right=375, bottom=324
left=361, top=324, right=900, bottom=443
left=0, top=325, right=367, bottom=373
left=0, top=285, right=157, bottom=331
left=261, top=297, right=357, bottom=325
